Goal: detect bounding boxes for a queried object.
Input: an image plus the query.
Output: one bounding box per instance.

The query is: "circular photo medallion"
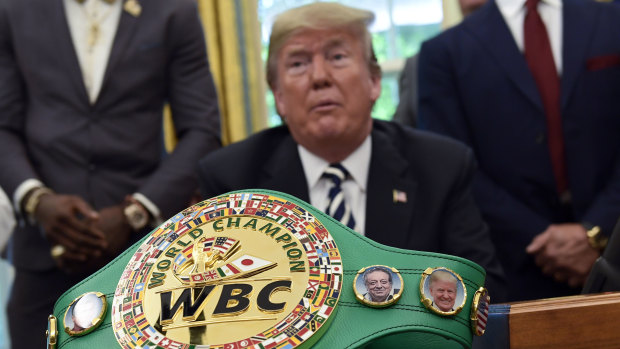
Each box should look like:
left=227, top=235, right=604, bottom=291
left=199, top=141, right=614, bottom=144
left=112, top=193, right=343, bottom=349
left=470, top=287, right=490, bottom=336
left=419, top=267, right=466, bottom=316
left=353, top=265, right=404, bottom=308
left=63, top=292, right=107, bottom=336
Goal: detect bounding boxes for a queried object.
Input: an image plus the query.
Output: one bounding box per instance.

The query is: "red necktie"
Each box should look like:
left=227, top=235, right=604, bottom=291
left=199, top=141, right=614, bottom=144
left=524, top=0, right=568, bottom=196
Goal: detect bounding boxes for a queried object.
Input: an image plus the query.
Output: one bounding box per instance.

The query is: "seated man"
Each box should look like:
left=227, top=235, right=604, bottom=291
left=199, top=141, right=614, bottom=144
left=197, top=2, right=506, bottom=301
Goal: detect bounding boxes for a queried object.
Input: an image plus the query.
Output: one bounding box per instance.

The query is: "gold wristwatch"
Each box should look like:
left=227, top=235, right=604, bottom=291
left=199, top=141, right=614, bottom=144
left=123, top=196, right=149, bottom=231
left=24, top=187, right=54, bottom=222
left=584, top=223, right=608, bottom=251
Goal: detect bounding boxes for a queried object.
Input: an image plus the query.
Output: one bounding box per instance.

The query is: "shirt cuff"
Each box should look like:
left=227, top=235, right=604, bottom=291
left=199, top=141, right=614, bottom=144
left=132, top=193, right=163, bottom=227
left=13, top=179, right=45, bottom=215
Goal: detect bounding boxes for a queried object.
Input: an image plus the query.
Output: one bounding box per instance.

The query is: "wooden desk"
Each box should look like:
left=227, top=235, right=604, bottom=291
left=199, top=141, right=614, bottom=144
left=508, top=292, right=620, bottom=348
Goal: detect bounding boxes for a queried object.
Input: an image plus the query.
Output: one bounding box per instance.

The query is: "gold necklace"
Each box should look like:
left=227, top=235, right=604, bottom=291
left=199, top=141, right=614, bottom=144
left=78, top=0, right=115, bottom=51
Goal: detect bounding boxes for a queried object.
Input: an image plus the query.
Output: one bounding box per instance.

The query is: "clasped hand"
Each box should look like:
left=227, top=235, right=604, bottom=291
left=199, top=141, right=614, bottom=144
left=36, top=194, right=132, bottom=273
left=526, top=223, right=600, bottom=288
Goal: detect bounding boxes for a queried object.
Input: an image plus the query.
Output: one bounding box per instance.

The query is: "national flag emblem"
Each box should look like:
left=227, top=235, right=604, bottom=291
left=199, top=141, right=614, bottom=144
left=250, top=335, right=267, bottom=344
left=203, top=270, right=218, bottom=280
left=157, top=240, right=171, bottom=251
left=306, top=279, right=319, bottom=291
left=133, top=305, right=144, bottom=317
left=229, top=255, right=276, bottom=274
left=216, top=264, right=239, bottom=277
left=392, top=189, right=407, bottom=203
left=472, top=288, right=490, bottom=336
left=174, top=254, right=187, bottom=266
left=170, top=213, right=184, bottom=223
left=332, top=275, right=341, bottom=291
left=328, top=249, right=339, bottom=258
left=317, top=304, right=333, bottom=318
left=301, top=211, right=314, bottom=222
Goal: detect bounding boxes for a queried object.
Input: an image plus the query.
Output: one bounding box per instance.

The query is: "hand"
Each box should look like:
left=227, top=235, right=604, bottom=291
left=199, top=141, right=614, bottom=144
left=57, top=204, right=133, bottom=273
left=36, top=193, right=107, bottom=268
left=91, top=205, right=133, bottom=263
left=526, top=223, right=600, bottom=287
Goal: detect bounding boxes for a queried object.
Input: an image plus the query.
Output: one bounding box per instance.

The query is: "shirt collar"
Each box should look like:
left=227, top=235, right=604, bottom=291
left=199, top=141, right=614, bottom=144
left=496, top=0, right=562, bottom=17
left=298, top=135, right=371, bottom=193
left=75, top=0, right=116, bottom=4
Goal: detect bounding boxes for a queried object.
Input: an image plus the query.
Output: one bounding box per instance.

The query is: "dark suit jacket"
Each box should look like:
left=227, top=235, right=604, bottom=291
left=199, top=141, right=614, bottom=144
left=393, top=54, right=419, bottom=127
left=418, top=0, right=620, bottom=300
left=198, top=120, right=506, bottom=300
left=0, top=0, right=221, bottom=270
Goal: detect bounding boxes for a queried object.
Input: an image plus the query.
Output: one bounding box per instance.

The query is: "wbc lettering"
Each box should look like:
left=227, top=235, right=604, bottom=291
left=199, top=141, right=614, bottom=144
left=159, top=280, right=292, bottom=327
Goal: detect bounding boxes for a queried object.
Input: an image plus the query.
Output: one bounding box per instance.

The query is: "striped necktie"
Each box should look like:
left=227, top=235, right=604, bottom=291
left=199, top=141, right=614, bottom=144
left=322, top=164, right=356, bottom=230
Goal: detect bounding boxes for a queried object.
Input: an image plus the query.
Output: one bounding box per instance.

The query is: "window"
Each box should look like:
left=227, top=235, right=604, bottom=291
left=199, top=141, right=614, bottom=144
left=258, top=0, right=443, bottom=126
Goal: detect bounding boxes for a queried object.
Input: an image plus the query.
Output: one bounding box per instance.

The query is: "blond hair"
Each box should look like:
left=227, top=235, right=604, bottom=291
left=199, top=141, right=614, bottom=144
left=430, top=270, right=458, bottom=288
left=266, top=2, right=381, bottom=89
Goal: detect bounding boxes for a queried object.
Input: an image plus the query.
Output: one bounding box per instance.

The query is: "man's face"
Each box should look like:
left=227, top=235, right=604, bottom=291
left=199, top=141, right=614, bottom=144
left=365, top=270, right=392, bottom=302
left=272, top=28, right=381, bottom=156
left=430, top=280, right=457, bottom=312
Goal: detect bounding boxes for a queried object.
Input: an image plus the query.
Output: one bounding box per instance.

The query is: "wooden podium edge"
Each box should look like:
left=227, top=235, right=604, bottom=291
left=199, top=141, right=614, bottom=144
left=507, top=292, right=620, bottom=348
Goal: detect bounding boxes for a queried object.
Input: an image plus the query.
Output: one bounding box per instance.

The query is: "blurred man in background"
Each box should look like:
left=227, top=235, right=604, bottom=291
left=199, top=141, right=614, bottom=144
left=0, top=0, right=221, bottom=346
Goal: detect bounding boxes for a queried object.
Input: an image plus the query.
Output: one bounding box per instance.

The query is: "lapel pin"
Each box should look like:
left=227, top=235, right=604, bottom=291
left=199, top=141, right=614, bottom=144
left=124, top=0, right=141, bottom=17
left=392, top=189, right=407, bottom=203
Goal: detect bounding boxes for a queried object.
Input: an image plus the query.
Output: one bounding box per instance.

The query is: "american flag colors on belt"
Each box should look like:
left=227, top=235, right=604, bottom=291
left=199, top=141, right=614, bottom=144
left=471, top=288, right=490, bottom=336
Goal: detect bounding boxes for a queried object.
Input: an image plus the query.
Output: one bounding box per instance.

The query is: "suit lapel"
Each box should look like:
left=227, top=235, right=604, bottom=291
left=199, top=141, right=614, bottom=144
left=560, top=0, right=597, bottom=110
left=365, top=126, right=417, bottom=248
left=98, top=4, right=140, bottom=104
left=260, top=134, right=310, bottom=203
left=464, top=1, right=543, bottom=111
left=53, top=0, right=91, bottom=103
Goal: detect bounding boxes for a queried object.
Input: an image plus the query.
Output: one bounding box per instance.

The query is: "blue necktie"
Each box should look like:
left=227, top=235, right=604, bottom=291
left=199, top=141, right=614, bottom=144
left=323, top=164, right=356, bottom=230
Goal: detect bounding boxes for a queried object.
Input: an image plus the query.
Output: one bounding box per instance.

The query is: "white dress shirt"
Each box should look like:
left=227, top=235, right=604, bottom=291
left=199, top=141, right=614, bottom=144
left=298, top=136, right=371, bottom=236
left=64, top=0, right=122, bottom=103
left=496, top=0, right=563, bottom=74
left=0, top=187, right=15, bottom=251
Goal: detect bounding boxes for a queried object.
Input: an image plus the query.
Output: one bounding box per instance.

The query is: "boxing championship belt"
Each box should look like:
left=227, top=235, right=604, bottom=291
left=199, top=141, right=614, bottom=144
left=47, top=190, right=491, bottom=349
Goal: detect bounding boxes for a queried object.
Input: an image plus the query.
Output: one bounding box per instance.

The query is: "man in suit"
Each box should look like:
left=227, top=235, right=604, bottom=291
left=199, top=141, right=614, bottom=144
left=198, top=2, right=505, bottom=301
left=0, top=0, right=220, bottom=346
left=418, top=0, right=620, bottom=301
left=393, top=0, right=487, bottom=127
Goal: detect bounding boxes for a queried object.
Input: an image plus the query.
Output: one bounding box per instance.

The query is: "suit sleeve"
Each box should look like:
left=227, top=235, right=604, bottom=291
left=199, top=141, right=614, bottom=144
left=197, top=155, right=229, bottom=201
left=417, top=37, right=550, bottom=244
left=393, top=55, right=418, bottom=127
left=582, top=154, right=620, bottom=236
left=136, top=1, right=221, bottom=218
left=0, top=3, right=39, bottom=200
left=441, top=146, right=507, bottom=301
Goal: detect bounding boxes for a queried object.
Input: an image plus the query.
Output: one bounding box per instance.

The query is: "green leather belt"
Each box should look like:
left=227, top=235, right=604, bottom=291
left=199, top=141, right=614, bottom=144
left=50, top=190, right=489, bottom=349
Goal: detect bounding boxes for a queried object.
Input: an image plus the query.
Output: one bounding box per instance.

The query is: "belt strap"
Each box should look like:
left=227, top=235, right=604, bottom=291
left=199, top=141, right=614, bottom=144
left=51, top=190, right=488, bottom=349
